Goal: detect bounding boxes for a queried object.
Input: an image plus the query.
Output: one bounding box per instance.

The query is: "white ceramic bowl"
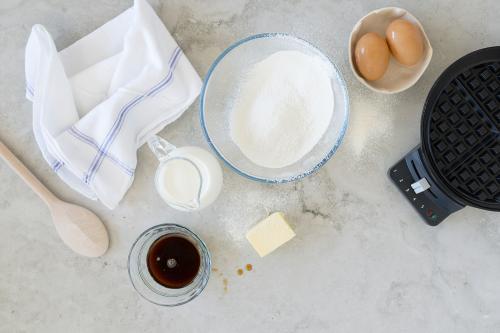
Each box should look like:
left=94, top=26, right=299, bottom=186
left=349, top=7, right=433, bottom=94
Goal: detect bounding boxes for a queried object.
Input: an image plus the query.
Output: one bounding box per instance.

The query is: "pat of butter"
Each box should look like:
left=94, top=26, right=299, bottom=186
left=246, top=212, right=296, bottom=257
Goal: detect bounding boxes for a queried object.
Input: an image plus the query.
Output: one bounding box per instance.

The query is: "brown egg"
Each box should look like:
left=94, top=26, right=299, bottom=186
left=354, top=32, right=390, bottom=81
left=386, top=19, right=424, bottom=66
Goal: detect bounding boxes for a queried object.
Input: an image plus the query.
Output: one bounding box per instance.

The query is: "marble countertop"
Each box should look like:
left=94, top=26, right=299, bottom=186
left=1, top=0, right=500, bottom=332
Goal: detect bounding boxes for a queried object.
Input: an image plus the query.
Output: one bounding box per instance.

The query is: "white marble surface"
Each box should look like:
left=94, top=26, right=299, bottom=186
left=1, top=0, right=500, bottom=332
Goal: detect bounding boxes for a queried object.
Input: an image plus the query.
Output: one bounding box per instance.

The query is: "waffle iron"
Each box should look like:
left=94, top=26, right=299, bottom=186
left=390, top=47, right=500, bottom=226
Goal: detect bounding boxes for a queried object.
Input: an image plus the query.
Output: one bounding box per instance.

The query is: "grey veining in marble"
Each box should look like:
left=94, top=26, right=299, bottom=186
left=1, top=1, right=500, bottom=332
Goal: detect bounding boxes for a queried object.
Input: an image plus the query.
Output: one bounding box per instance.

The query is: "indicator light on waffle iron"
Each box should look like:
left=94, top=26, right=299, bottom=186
left=426, top=208, right=433, bottom=217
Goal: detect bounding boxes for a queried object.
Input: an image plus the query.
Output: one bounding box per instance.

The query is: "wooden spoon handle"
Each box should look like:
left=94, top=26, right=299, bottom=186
left=0, top=140, right=59, bottom=207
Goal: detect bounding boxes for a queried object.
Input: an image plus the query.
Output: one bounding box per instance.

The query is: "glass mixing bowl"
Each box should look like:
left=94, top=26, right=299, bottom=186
left=200, top=33, right=349, bottom=183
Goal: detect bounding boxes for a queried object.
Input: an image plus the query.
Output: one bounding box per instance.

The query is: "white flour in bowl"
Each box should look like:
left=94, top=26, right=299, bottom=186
left=230, top=50, right=334, bottom=169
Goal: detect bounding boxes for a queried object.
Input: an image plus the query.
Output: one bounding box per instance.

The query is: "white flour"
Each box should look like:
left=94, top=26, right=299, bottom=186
left=230, top=50, right=334, bottom=168
left=347, top=97, right=393, bottom=159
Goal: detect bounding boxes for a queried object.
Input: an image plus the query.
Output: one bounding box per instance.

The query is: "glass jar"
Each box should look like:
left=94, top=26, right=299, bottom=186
left=128, top=224, right=211, bottom=306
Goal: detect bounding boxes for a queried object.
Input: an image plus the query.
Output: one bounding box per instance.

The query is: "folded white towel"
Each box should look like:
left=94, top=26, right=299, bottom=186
left=25, top=0, right=202, bottom=209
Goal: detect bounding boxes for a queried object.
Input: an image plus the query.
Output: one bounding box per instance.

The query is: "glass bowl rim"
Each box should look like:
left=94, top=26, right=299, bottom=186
left=199, top=32, right=350, bottom=183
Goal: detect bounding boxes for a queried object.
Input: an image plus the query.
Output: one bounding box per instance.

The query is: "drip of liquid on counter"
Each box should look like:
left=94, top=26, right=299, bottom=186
left=147, top=234, right=201, bottom=289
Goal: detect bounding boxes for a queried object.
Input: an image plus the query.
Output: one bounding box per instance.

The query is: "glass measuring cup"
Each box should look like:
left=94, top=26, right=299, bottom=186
left=148, top=135, right=223, bottom=211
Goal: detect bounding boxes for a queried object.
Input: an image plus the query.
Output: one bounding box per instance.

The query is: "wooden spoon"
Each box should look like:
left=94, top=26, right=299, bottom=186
left=0, top=140, right=109, bottom=257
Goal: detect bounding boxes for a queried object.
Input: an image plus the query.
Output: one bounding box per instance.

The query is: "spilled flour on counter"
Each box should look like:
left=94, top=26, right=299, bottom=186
left=347, top=98, right=393, bottom=159
left=230, top=50, right=334, bottom=168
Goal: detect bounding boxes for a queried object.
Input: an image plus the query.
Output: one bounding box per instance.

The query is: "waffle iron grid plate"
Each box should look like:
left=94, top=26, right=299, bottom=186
left=421, top=47, right=500, bottom=211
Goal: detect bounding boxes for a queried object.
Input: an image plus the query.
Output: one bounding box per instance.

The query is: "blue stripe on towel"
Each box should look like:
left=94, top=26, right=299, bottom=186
left=83, top=47, right=182, bottom=184
left=68, top=127, right=135, bottom=176
left=26, top=83, right=34, bottom=97
left=147, top=47, right=182, bottom=97
left=52, top=160, right=63, bottom=172
left=146, top=46, right=181, bottom=96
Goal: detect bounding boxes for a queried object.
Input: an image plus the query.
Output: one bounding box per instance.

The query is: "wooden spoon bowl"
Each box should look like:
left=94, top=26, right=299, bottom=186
left=0, top=140, right=109, bottom=257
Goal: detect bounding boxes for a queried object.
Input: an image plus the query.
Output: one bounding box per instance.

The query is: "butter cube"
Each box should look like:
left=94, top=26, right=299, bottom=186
left=246, top=212, right=296, bottom=257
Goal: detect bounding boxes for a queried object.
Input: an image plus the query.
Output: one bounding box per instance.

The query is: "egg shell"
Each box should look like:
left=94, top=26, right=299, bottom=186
left=354, top=32, right=390, bottom=81
left=386, top=19, right=424, bottom=66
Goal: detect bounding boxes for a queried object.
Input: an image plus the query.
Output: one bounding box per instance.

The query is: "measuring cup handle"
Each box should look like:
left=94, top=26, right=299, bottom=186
left=147, top=135, right=176, bottom=161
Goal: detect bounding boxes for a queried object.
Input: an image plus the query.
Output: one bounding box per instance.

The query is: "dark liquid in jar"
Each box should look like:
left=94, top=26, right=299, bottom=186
left=147, top=234, right=201, bottom=289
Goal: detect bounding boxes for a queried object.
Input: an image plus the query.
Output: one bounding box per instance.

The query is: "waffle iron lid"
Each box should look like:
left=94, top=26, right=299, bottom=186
left=421, top=47, right=500, bottom=211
